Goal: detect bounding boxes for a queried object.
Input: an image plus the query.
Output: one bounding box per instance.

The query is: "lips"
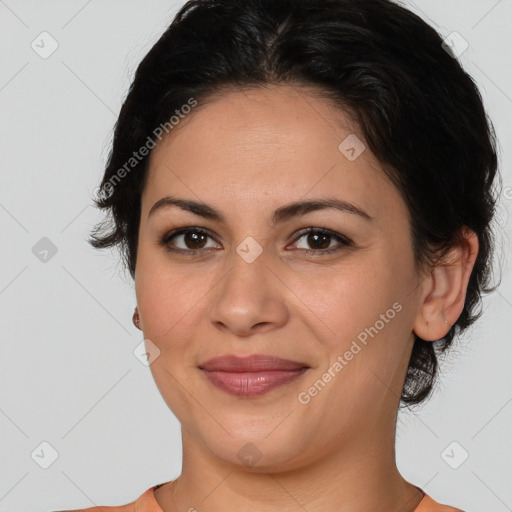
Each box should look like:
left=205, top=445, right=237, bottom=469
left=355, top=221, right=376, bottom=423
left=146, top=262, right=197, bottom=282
left=198, top=355, right=310, bottom=397
left=198, top=354, right=308, bottom=372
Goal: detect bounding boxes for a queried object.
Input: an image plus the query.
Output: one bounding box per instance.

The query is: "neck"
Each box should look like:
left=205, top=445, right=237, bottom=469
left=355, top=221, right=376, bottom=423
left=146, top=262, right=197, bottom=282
left=154, top=425, right=423, bottom=512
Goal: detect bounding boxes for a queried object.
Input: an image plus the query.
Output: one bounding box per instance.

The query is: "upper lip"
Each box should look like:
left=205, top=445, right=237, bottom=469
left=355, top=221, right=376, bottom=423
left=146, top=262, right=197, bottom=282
left=199, top=354, right=309, bottom=372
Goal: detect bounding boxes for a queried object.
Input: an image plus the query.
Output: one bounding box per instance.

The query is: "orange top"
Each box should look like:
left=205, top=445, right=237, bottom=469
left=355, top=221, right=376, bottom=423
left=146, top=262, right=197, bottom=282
left=56, top=482, right=464, bottom=512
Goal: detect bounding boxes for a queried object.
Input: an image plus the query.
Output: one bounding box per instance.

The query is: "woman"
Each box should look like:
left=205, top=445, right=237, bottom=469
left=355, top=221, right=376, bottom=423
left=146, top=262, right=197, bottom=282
left=63, top=0, right=501, bottom=510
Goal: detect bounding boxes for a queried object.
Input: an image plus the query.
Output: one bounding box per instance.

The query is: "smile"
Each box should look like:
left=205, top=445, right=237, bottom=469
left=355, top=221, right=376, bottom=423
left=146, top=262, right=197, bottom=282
left=198, top=354, right=310, bottom=397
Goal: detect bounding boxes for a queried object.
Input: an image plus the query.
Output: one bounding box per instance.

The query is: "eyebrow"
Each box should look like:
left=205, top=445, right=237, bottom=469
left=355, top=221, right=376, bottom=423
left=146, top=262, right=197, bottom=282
left=148, top=196, right=373, bottom=224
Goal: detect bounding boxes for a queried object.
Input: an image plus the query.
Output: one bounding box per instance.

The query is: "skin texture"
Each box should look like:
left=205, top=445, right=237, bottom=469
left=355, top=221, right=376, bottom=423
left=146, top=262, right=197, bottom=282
left=134, top=84, right=479, bottom=512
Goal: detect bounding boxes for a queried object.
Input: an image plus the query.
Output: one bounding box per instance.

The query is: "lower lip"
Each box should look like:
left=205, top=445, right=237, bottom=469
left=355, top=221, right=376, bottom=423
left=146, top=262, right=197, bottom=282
left=200, top=368, right=309, bottom=397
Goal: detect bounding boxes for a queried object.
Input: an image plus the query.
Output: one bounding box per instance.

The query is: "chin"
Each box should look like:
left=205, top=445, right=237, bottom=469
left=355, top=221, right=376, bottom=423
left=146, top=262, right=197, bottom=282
left=201, top=429, right=312, bottom=473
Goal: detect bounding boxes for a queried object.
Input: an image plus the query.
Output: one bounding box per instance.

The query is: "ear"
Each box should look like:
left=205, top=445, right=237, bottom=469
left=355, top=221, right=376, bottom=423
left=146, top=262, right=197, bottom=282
left=413, top=227, right=479, bottom=342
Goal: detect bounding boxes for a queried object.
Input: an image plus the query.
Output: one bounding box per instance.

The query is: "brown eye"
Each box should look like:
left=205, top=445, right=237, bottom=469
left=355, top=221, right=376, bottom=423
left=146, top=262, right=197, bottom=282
left=291, top=228, right=352, bottom=254
left=159, top=227, right=221, bottom=253
left=305, top=232, right=331, bottom=250
left=181, top=230, right=208, bottom=249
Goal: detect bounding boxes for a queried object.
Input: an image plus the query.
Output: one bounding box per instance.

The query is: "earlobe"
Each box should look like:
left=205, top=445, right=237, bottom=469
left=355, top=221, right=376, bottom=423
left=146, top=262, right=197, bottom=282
left=412, top=227, right=479, bottom=342
left=133, top=306, right=142, bottom=330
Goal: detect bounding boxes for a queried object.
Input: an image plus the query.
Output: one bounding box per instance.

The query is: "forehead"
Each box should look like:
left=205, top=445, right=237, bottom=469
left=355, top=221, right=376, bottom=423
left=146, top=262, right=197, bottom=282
left=150, top=85, right=360, bottom=167
left=143, top=85, right=405, bottom=225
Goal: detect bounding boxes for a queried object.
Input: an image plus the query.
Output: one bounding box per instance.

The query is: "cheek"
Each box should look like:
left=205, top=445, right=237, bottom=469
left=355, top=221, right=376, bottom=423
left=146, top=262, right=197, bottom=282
left=291, top=266, right=410, bottom=413
left=136, top=258, right=208, bottom=414
left=289, top=258, right=401, bottom=340
left=135, top=252, right=215, bottom=349
left=291, top=255, right=414, bottom=400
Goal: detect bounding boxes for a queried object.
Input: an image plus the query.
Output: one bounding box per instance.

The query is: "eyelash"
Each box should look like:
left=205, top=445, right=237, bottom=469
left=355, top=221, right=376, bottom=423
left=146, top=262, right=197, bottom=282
left=158, top=226, right=353, bottom=257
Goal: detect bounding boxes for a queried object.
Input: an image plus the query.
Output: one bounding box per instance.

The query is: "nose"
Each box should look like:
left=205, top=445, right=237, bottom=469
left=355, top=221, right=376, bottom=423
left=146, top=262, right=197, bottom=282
left=208, top=251, right=289, bottom=337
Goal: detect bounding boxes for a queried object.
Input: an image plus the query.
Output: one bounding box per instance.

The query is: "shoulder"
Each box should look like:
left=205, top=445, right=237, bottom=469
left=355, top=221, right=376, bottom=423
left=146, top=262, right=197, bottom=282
left=52, top=485, right=164, bottom=512
left=415, top=492, right=465, bottom=512
left=53, top=502, right=134, bottom=512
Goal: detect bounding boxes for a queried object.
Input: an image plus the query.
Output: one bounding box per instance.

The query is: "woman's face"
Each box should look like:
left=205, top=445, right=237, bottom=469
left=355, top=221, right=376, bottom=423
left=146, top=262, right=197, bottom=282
left=135, top=84, right=428, bottom=471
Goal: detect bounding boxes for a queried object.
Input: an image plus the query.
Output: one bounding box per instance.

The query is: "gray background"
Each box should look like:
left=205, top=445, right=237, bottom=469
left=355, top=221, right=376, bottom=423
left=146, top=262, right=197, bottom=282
left=1, top=1, right=511, bottom=511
